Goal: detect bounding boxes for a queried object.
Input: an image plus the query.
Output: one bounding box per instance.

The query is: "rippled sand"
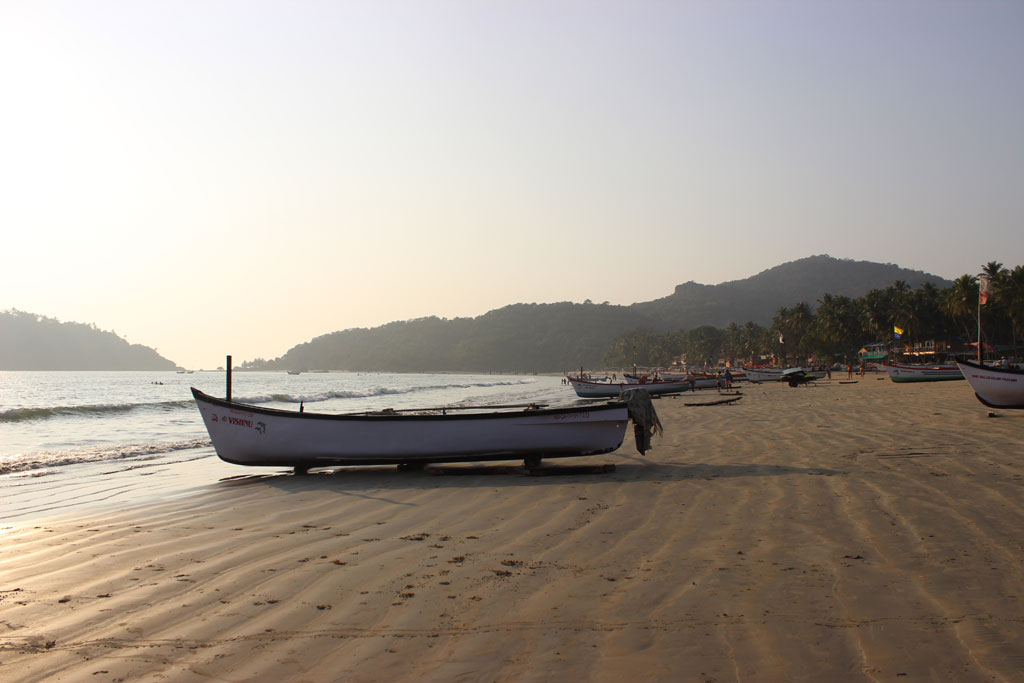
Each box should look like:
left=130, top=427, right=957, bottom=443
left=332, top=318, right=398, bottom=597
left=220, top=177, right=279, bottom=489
left=1, top=376, right=1021, bottom=681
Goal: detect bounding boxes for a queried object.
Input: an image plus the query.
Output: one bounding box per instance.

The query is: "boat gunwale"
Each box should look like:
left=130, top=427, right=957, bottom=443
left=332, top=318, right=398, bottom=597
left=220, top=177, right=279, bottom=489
left=881, top=361, right=961, bottom=371
left=956, top=359, right=1024, bottom=376
left=191, top=388, right=626, bottom=422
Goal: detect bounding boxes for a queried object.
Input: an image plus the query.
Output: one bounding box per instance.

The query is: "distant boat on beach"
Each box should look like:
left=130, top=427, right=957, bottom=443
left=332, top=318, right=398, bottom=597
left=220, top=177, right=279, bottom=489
left=191, top=387, right=655, bottom=471
left=742, top=367, right=825, bottom=382
left=624, top=372, right=719, bottom=389
left=955, top=360, right=1024, bottom=408
left=567, top=375, right=692, bottom=398
left=881, top=361, right=963, bottom=383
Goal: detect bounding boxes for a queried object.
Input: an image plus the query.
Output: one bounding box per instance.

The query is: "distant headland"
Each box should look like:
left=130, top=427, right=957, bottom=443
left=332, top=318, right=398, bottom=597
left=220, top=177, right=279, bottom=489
left=0, top=310, right=177, bottom=371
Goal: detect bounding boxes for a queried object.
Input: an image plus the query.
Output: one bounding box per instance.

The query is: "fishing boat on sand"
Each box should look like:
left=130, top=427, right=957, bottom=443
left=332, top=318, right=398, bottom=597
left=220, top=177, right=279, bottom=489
left=881, top=361, right=963, bottom=383
left=192, top=387, right=659, bottom=471
left=741, top=367, right=784, bottom=382
left=742, top=367, right=826, bottom=382
left=567, top=375, right=692, bottom=398
left=955, top=360, right=1024, bottom=409
left=624, top=372, right=720, bottom=389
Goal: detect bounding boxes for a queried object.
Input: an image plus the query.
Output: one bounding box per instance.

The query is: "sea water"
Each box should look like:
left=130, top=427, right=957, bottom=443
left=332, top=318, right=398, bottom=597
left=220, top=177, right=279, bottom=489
left=0, top=371, right=572, bottom=478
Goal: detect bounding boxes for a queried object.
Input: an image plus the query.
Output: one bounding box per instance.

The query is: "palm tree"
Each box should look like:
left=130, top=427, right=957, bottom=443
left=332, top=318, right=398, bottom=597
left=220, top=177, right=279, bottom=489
left=862, top=284, right=906, bottom=341
left=910, top=283, right=946, bottom=341
left=771, top=306, right=790, bottom=365
left=982, top=261, right=1005, bottom=280
left=738, top=321, right=766, bottom=365
left=789, top=301, right=815, bottom=360
left=771, top=303, right=815, bottom=364
left=812, top=293, right=863, bottom=360
left=722, top=322, right=742, bottom=365
left=981, top=261, right=1011, bottom=348
left=996, top=265, right=1024, bottom=356
left=942, top=275, right=978, bottom=342
left=684, top=325, right=725, bottom=367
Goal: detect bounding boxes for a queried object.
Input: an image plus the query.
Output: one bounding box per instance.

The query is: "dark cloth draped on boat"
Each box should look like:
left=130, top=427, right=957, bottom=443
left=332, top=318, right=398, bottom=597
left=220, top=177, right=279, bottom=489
left=620, top=389, right=662, bottom=455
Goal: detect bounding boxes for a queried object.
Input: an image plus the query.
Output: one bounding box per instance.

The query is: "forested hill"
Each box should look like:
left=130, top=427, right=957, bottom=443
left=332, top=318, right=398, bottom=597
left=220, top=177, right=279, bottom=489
left=633, top=255, right=950, bottom=330
left=245, top=303, right=651, bottom=374
left=245, top=255, right=952, bottom=373
left=0, top=310, right=178, bottom=370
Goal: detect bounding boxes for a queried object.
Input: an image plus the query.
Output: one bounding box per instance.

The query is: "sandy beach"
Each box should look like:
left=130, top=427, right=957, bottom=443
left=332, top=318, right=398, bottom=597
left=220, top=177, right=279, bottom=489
left=1, top=376, right=1022, bottom=681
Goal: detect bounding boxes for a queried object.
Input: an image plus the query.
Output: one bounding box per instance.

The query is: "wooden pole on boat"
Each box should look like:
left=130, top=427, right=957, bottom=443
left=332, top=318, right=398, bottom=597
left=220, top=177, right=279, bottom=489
left=226, top=355, right=232, bottom=402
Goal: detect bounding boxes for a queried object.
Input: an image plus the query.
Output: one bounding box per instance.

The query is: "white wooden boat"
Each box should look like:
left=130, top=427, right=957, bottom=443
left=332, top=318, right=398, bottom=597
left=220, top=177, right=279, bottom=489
left=955, top=360, right=1024, bottom=408
left=741, top=367, right=785, bottom=382
left=567, top=376, right=692, bottom=398
left=881, top=362, right=963, bottom=383
left=625, top=372, right=719, bottom=389
left=191, top=387, right=633, bottom=469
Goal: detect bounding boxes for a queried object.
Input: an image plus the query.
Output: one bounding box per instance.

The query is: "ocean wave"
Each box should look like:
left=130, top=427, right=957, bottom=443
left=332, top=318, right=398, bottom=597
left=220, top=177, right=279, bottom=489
left=0, top=439, right=212, bottom=476
left=235, top=380, right=533, bottom=405
left=0, top=400, right=195, bottom=423
left=0, top=380, right=536, bottom=422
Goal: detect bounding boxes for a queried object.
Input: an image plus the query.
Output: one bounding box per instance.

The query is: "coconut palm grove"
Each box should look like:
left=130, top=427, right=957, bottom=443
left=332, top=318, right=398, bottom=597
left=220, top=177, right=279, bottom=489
left=602, top=262, right=1024, bottom=369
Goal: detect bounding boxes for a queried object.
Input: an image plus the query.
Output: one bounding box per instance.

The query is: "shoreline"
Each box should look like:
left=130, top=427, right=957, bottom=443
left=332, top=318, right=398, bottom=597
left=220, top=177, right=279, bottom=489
left=1, top=378, right=1021, bottom=680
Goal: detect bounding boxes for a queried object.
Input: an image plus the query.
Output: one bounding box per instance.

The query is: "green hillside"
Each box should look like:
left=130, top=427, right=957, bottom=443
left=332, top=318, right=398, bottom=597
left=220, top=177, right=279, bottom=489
left=243, top=255, right=954, bottom=372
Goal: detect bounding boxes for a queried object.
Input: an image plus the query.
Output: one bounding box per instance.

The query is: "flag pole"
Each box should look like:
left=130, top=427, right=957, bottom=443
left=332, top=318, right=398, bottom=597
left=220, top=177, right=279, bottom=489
left=977, top=284, right=981, bottom=364
left=977, top=274, right=986, bottom=364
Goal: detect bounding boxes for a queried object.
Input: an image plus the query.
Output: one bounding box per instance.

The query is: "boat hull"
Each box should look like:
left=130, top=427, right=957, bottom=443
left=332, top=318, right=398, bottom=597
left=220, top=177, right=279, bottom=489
left=192, top=388, right=629, bottom=467
left=881, top=362, right=963, bottom=383
left=955, top=360, right=1024, bottom=408
left=742, top=367, right=825, bottom=382
left=567, top=377, right=691, bottom=398
left=628, top=373, right=721, bottom=389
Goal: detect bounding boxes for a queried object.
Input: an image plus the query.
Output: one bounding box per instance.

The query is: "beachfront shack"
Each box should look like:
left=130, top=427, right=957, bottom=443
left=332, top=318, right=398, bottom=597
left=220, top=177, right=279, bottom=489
left=858, top=342, right=888, bottom=365
left=861, top=338, right=983, bottom=365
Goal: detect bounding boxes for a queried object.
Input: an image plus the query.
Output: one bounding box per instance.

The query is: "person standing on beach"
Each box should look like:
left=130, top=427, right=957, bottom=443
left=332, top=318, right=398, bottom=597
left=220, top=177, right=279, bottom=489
left=847, top=362, right=853, bottom=379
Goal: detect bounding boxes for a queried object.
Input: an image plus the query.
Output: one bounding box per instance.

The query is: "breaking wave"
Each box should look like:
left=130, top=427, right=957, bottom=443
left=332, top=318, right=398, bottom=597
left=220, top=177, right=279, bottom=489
left=0, top=400, right=195, bottom=423
left=234, top=380, right=533, bottom=405
left=0, top=439, right=212, bottom=476
left=0, top=381, right=535, bottom=422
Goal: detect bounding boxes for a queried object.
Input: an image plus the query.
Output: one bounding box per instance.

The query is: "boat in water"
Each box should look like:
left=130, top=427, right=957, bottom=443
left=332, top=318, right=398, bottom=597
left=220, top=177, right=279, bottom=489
left=881, top=362, right=963, bottom=383
left=955, top=360, right=1024, bottom=408
left=192, top=387, right=652, bottom=470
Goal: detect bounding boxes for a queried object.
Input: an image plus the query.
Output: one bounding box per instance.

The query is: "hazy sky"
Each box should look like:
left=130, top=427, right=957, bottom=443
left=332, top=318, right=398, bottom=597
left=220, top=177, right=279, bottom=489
left=2, top=1, right=1022, bottom=369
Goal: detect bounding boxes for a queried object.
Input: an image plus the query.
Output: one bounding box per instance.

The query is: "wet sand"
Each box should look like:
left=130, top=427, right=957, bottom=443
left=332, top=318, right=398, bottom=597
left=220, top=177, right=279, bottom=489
left=1, top=376, right=1022, bottom=681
